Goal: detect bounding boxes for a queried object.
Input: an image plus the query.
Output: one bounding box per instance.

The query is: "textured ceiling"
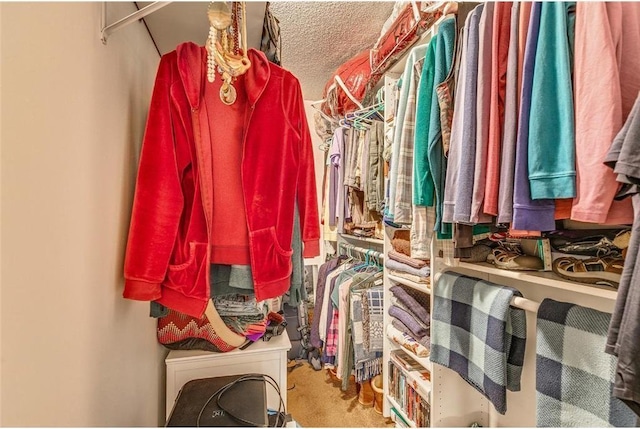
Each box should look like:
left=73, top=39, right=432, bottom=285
left=139, top=1, right=396, bottom=100
left=270, top=1, right=396, bottom=100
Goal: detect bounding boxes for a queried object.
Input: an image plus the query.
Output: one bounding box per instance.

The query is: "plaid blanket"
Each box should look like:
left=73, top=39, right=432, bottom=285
left=431, top=272, right=527, bottom=415
left=363, top=287, right=384, bottom=352
left=536, top=299, right=637, bottom=427
left=351, top=287, right=382, bottom=383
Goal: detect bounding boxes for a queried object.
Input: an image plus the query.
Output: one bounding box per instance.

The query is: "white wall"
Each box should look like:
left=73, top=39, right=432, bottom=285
left=1, top=3, right=166, bottom=426
left=304, top=100, right=328, bottom=265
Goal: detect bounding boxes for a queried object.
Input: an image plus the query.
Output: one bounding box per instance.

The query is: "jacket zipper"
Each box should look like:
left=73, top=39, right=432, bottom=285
left=241, top=103, right=256, bottom=264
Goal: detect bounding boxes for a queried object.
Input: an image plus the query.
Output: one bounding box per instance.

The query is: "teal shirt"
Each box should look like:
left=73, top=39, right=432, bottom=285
left=413, top=17, right=457, bottom=238
left=413, top=38, right=438, bottom=207
left=528, top=2, right=577, bottom=199
left=427, top=17, right=457, bottom=238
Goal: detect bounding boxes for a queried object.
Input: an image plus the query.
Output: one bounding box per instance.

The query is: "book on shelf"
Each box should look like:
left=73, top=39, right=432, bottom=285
left=412, top=368, right=431, bottom=383
left=388, top=360, right=431, bottom=426
left=390, top=349, right=426, bottom=372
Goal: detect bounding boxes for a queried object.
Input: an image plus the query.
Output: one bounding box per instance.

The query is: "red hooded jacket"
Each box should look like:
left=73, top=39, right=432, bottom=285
left=123, top=43, right=320, bottom=318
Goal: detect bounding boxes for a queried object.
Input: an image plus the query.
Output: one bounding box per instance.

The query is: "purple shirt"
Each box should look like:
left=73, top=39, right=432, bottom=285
left=512, top=2, right=556, bottom=231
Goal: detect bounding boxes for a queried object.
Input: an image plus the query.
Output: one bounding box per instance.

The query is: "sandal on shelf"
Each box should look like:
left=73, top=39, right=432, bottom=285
left=487, top=247, right=544, bottom=271
left=612, top=229, right=631, bottom=250
left=552, top=256, right=624, bottom=288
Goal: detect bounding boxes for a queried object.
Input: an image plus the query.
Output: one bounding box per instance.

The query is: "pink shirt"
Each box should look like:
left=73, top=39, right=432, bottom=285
left=517, top=2, right=532, bottom=105
left=484, top=2, right=513, bottom=216
left=571, top=2, right=640, bottom=224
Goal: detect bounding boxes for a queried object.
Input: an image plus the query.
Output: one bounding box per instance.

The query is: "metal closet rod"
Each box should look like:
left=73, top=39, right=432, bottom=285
left=433, top=272, right=541, bottom=313
left=101, top=2, right=172, bottom=44
left=338, top=242, right=384, bottom=261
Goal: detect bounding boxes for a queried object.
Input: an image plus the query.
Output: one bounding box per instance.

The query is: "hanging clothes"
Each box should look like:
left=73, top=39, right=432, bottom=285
left=123, top=43, right=320, bottom=317
left=470, top=2, right=494, bottom=225
left=511, top=2, right=556, bottom=232
left=571, top=2, right=640, bottom=225
left=496, top=2, right=520, bottom=224
left=310, top=257, right=344, bottom=349
left=427, top=15, right=457, bottom=239
left=442, top=23, right=469, bottom=225
left=484, top=2, right=512, bottom=217
left=527, top=2, right=576, bottom=201
left=604, top=94, right=640, bottom=417
left=453, top=4, right=483, bottom=224
left=387, top=44, right=429, bottom=223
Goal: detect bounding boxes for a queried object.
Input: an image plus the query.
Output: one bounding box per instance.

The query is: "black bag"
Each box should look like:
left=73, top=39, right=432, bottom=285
left=260, top=2, right=282, bottom=66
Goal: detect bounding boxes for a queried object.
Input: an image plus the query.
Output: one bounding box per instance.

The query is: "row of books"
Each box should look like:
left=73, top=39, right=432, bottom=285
left=388, top=360, right=431, bottom=427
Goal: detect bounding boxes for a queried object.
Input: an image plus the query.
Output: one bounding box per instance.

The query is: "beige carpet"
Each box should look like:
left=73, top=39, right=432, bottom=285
left=286, top=362, right=394, bottom=427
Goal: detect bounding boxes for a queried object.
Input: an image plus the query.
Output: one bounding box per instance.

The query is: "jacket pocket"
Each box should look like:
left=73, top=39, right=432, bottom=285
left=165, top=242, right=209, bottom=298
left=249, top=226, right=293, bottom=286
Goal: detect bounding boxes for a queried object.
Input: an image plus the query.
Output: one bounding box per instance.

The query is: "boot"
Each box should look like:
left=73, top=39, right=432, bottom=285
left=358, top=380, right=375, bottom=406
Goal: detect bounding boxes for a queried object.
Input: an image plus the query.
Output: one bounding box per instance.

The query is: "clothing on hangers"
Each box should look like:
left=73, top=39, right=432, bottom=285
left=123, top=44, right=320, bottom=318
left=604, top=93, right=640, bottom=416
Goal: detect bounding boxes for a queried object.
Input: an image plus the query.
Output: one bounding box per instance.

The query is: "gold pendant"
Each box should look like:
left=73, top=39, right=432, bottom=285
left=220, top=78, right=237, bottom=105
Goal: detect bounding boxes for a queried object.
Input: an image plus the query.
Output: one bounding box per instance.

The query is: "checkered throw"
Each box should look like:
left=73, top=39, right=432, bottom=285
left=363, top=287, right=384, bottom=352
left=536, top=299, right=637, bottom=427
left=431, top=272, right=527, bottom=415
left=351, top=286, right=383, bottom=383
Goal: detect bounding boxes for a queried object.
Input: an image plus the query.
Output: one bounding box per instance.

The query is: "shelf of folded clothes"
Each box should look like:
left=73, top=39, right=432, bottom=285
left=449, top=261, right=618, bottom=300
left=341, top=220, right=384, bottom=242
left=338, top=232, right=384, bottom=245
left=385, top=247, right=431, bottom=288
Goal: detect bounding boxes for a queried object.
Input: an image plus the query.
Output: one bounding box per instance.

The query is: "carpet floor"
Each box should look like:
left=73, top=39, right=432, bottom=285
left=286, top=361, right=394, bottom=427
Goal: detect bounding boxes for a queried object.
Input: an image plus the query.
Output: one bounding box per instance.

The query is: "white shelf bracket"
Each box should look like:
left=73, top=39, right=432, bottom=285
left=101, top=1, right=172, bottom=44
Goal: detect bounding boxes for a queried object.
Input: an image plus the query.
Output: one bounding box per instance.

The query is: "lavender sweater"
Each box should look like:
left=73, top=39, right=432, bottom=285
left=511, top=2, right=556, bottom=231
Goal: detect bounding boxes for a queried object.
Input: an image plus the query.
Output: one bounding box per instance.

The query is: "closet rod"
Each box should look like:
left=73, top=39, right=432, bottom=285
left=338, top=242, right=384, bottom=261
left=433, top=272, right=541, bottom=313
left=101, top=1, right=171, bottom=44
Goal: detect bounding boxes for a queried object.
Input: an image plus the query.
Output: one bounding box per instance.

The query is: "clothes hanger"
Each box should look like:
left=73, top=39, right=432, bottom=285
left=318, top=137, right=332, bottom=152
left=422, top=0, right=449, bottom=14
left=310, top=98, right=339, bottom=125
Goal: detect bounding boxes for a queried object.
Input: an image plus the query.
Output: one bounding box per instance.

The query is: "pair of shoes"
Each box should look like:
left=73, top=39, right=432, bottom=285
left=552, top=256, right=624, bottom=288
left=487, top=247, right=544, bottom=271
left=613, top=229, right=631, bottom=249
left=550, top=229, right=631, bottom=258
left=357, top=380, right=374, bottom=406
left=459, top=244, right=492, bottom=263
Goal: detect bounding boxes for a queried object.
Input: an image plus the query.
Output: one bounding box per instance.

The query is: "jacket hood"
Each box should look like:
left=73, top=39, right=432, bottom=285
left=176, top=42, right=271, bottom=110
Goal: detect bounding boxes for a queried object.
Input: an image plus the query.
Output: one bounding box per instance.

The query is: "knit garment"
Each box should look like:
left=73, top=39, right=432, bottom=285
left=511, top=2, right=556, bottom=231
left=528, top=2, right=576, bottom=200
left=453, top=4, right=483, bottom=224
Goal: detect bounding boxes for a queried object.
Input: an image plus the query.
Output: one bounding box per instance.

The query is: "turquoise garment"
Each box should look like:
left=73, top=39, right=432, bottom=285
left=427, top=17, right=457, bottom=238
left=413, top=39, right=438, bottom=207
left=528, top=2, right=577, bottom=199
